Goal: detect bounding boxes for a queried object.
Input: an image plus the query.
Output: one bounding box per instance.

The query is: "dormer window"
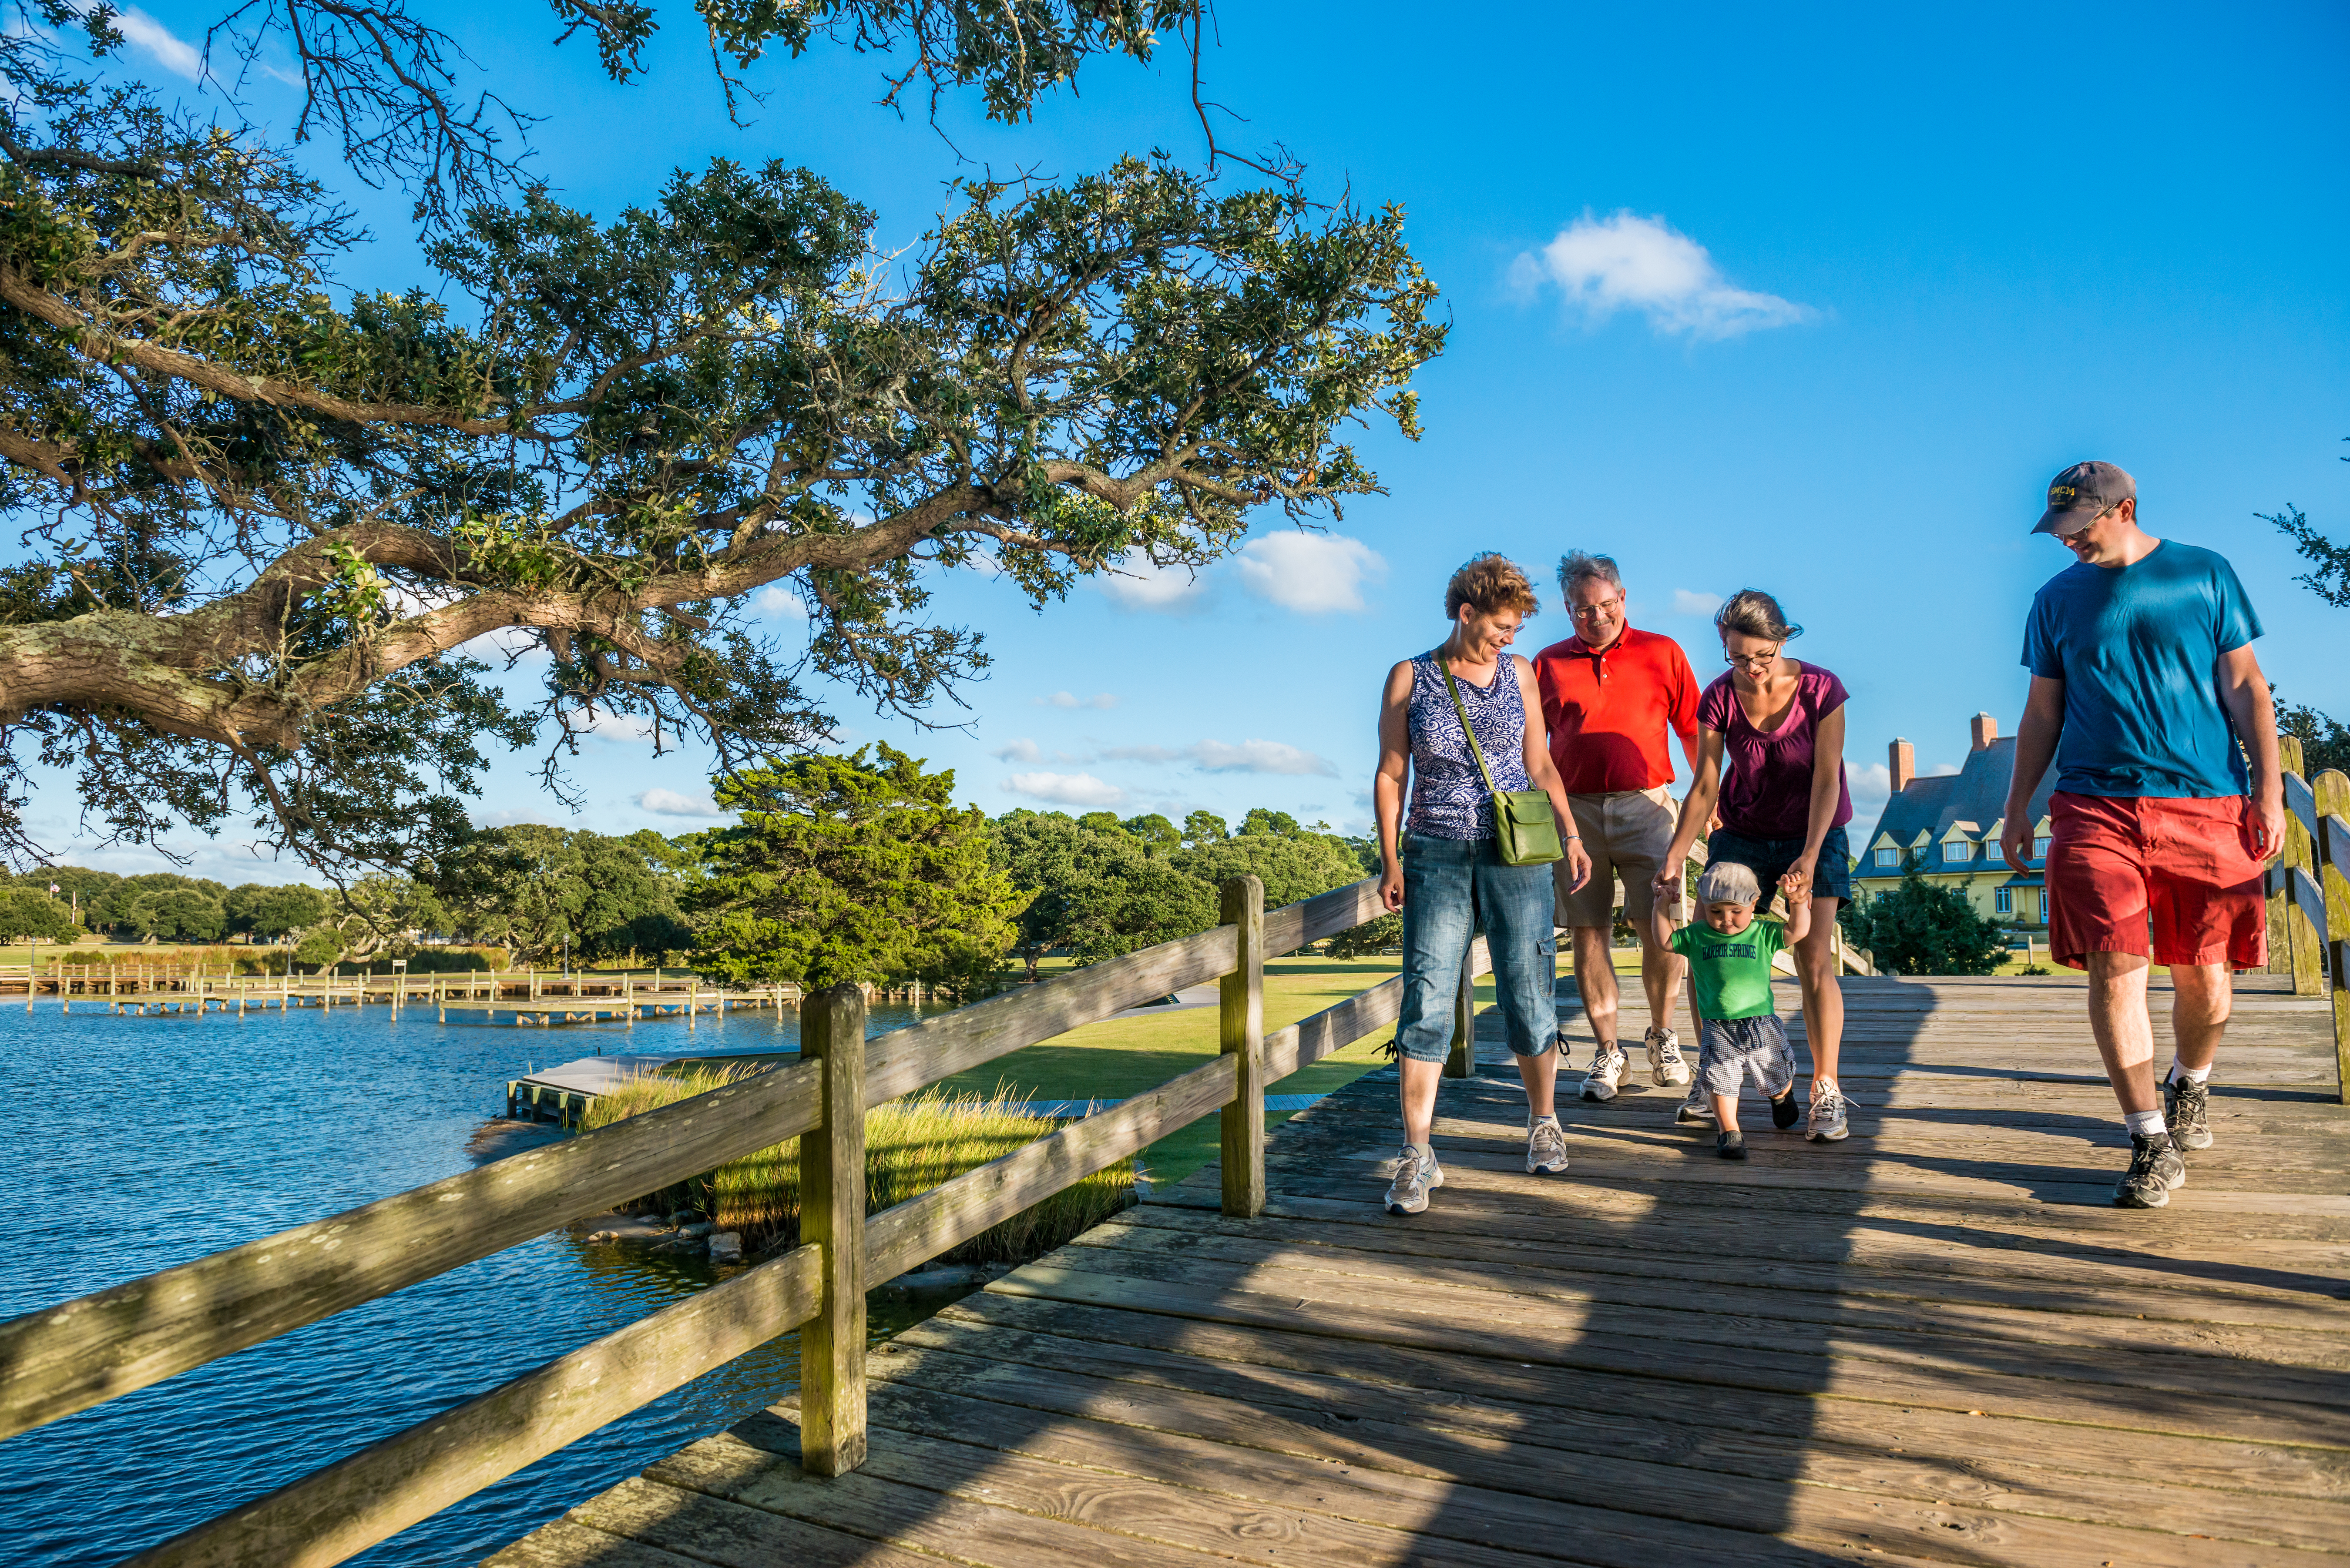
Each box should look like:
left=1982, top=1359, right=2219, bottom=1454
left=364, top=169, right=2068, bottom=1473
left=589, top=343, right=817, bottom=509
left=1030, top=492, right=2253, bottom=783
left=2034, top=835, right=2052, bottom=858
left=1944, top=841, right=1972, bottom=863
left=1873, top=846, right=1899, bottom=868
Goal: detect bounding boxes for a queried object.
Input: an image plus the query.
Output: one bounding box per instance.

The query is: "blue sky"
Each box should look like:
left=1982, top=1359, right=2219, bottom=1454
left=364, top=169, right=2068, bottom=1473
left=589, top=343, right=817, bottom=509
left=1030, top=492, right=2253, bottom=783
left=25, top=0, right=2350, bottom=881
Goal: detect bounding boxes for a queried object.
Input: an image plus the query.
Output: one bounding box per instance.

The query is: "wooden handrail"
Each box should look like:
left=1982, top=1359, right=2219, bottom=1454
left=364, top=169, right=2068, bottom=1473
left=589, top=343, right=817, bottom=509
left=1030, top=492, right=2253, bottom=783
left=2, top=875, right=1409, bottom=1565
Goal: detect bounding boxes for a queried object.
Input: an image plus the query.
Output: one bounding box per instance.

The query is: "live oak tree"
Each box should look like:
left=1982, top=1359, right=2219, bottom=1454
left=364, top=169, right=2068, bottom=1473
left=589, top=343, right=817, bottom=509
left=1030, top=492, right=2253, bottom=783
left=0, top=0, right=1443, bottom=877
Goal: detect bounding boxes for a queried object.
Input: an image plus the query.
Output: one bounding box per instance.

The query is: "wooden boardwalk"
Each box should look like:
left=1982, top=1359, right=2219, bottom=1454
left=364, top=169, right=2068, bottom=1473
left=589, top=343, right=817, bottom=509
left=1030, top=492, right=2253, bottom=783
left=488, top=973, right=2350, bottom=1568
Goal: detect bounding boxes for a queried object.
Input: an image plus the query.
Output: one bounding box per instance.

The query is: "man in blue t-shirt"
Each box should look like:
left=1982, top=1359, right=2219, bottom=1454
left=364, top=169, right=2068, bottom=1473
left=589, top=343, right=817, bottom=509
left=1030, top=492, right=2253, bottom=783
left=2001, top=461, right=2284, bottom=1210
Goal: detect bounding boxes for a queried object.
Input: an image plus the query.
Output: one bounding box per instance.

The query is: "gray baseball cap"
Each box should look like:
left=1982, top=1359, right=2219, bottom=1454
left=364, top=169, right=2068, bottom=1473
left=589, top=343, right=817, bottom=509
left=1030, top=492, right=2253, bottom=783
left=2034, top=461, right=2135, bottom=536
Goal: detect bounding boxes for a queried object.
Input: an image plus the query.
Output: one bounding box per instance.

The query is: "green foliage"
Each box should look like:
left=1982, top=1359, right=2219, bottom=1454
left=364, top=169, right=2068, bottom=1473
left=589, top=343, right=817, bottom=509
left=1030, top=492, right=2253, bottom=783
left=1326, top=912, right=1401, bottom=960
left=584, top=1075, right=1133, bottom=1262
left=990, top=805, right=1369, bottom=969
left=691, top=744, right=1022, bottom=991
left=226, top=883, right=332, bottom=942
left=0, top=887, right=79, bottom=942
left=2278, top=697, right=2350, bottom=780
left=436, top=826, right=685, bottom=964
left=292, top=926, right=346, bottom=970
left=1840, top=874, right=2007, bottom=976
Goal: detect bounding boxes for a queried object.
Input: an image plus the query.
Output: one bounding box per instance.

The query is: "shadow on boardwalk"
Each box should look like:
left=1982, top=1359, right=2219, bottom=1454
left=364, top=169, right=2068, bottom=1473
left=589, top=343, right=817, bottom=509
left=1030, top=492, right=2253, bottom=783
left=487, top=973, right=2350, bottom=1568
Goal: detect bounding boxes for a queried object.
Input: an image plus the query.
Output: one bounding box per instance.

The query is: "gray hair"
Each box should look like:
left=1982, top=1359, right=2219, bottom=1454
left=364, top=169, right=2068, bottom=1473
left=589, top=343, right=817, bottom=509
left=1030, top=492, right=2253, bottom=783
left=1696, top=859, right=1761, bottom=906
left=1556, top=551, right=1622, bottom=599
left=1715, top=588, right=1803, bottom=643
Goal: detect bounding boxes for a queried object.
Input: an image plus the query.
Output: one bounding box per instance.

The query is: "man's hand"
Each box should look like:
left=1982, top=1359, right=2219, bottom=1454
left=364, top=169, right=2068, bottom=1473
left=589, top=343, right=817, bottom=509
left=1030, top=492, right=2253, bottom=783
left=2000, top=819, right=2030, bottom=872
left=1784, top=853, right=1816, bottom=904
left=1380, top=863, right=1405, bottom=913
left=1564, top=838, right=1593, bottom=893
left=2249, top=792, right=2287, bottom=862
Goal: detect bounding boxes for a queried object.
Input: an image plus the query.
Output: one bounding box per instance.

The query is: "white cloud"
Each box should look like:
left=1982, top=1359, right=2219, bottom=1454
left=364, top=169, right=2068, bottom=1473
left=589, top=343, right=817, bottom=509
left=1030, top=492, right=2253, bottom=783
left=991, top=739, right=1044, bottom=763
left=1004, top=771, right=1127, bottom=807
left=1234, top=533, right=1386, bottom=614
left=1514, top=211, right=1813, bottom=340
left=1925, top=761, right=1962, bottom=777
left=1671, top=589, right=1723, bottom=618
left=752, top=584, right=809, bottom=620
left=1093, top=550, right=1204, bottom=611
left=637, top=787, right=724, bottom=818
left=114, top=7, right=203, bottom=78
left=1098, top=739, right=1339, bottom=777
left=1036, top=691, right=1117, bottom=710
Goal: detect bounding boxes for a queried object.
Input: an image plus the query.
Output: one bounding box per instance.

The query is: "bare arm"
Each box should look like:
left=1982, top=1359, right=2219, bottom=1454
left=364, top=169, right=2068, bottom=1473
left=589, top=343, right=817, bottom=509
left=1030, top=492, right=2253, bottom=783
left=1787, top=704, right=1846, bottom=894
left=1655, top=726, right=1727, bottom=901
left=1375, top=661, right=1415, bottom=912
left=1780, top=877, right=1813, bottom=941
left=2001, top=675, right=2065, bottom=871
left=2216, top=643, right=2286, bottom=860
left=1515, top=657, right=1592, bottom=892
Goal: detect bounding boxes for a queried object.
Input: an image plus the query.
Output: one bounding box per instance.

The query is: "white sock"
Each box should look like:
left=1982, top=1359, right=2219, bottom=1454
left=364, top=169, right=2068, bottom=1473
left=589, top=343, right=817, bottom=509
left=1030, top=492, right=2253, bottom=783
left=2169, top=1058, right=2212, bottom=1086
left=1529, top=1112, right=1560, bottom=1129
left=1410, top=1140, right=1435, bottom=1162
left=2123, top=1108, right=2167, bottom=1139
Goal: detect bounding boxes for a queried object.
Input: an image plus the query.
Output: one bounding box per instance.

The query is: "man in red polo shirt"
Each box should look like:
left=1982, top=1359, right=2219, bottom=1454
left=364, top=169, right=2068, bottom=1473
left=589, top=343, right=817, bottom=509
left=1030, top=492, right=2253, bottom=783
left=1532, top=552, right=1702, bottom=1102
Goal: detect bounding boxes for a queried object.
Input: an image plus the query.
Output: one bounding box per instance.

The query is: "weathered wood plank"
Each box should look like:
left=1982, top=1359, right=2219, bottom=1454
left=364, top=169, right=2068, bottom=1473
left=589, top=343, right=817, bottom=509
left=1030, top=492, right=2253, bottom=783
left=124, top=1244, right=822, bottom=1568
left=1261, top=876, right=1383, bottom=962
left=1265, top=975, right=1403, bottom=1082
left=797, top=984, right=866, bottom=1477
left=1220, top=876, right=1267, bottom=1218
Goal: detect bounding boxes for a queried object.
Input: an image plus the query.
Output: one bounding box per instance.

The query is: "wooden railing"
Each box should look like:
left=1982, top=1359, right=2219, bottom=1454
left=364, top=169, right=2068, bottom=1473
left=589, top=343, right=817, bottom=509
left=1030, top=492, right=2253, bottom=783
left=0, top=874, right=1456, bottom=1568
left=2265, top=735, right=2350, bottom=1104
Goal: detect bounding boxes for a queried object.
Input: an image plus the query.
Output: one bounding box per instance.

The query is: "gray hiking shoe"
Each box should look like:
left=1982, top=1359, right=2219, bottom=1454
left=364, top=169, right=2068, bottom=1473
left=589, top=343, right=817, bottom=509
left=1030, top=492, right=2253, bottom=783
left=1578, top=1048, right=1627, bottom=1103
left=2165, top=1075, right=2212, bottom=1150
left=1674, top=1082, right=1716, bottom=1126
left=1385, top=1144, right=1444, bottom=1215
left=1806, top=1082, right=1850, bottom=1142
left=2115, top=1132, right=2186, bottom=1209
left=1716, top=1129, right=1747, bottom=1160
left=1526, top=1117, right=1569, bottom=1175
left=1645, top=1027, right=1692, bottom=1087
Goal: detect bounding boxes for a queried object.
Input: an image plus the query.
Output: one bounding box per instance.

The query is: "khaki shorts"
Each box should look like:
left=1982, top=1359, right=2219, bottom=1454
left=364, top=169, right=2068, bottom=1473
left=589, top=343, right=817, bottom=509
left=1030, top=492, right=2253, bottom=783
left=1555, top=787, right=1682, bottom=930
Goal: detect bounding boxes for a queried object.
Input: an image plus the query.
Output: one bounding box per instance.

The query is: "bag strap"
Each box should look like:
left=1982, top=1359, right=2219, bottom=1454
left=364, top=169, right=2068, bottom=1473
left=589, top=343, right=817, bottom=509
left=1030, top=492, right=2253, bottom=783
left=1437, top=655, right=1503, bottom=797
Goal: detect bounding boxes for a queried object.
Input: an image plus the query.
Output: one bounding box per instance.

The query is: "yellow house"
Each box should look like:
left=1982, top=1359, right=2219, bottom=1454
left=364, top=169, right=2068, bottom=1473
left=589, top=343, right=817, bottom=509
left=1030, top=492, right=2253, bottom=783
left=1853, top=713, right=2057, bottom=930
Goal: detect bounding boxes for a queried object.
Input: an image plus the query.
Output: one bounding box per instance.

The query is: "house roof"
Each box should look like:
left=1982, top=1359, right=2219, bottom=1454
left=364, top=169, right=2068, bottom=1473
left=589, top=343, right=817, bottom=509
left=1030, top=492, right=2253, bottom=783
left=1858, top=736, right=2059, bottom=854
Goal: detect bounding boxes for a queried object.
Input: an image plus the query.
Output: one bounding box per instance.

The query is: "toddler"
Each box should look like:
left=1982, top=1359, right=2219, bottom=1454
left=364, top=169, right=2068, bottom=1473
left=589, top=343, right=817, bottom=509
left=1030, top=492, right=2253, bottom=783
left=1668, top=860, right=1810, bottom=1159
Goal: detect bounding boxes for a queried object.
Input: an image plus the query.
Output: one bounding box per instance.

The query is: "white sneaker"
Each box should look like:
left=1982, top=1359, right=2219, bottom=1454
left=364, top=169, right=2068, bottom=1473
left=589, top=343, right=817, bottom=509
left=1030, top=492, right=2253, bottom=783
left=1526, top=1117, right=1570, bottom=1175
left=1385, top=1144, right=1444, bottom=1214
left=1578, top=1048, right=1627, bottom=1102
left=1646, top=1027, right=1692, bottom=1087
left=1807, top=1082, right=1850, bottom=1142
left=1674, top=1083, right=1716, bottom=1126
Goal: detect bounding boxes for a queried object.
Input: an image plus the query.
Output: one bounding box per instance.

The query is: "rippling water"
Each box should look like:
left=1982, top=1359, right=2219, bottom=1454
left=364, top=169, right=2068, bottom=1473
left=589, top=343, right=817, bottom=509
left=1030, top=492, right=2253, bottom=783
left=0, top=994, right=947, bottom=1566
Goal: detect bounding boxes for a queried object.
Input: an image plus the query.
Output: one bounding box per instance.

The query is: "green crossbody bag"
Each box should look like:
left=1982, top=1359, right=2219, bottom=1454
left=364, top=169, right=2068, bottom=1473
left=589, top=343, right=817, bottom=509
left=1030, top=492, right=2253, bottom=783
left=1439, top=659, right=1564, bottom=867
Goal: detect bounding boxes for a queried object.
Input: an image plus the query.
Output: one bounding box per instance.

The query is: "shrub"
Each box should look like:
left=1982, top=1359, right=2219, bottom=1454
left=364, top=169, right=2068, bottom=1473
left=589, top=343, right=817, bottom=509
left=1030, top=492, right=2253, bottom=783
left=1327, top=912, right=1401, bottom=958
left=581, top=1075, right=1133, bottom=1263
left=1841, top=873, right=2007, bottom=975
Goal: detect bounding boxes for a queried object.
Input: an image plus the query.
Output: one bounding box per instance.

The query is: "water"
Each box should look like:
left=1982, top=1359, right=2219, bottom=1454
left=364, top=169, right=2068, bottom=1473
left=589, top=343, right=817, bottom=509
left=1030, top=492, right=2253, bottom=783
left=0, top=995, right=948, bottom=1567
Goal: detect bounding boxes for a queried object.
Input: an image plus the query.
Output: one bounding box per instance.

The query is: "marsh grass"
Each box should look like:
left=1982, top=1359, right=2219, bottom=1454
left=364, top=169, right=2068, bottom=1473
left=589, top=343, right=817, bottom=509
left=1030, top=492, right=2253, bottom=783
left=583, top=1070, right=1135, bottom=1264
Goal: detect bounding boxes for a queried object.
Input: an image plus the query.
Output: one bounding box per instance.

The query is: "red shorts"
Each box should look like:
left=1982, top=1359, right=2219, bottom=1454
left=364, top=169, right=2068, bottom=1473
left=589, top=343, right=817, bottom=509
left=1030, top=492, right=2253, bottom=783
left=2044, top=792, right=2267, bottom=972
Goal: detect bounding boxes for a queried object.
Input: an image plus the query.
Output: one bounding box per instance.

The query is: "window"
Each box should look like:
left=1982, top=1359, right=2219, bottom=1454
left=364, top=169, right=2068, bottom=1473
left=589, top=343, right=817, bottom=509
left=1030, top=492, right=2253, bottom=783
left=1995, top=887, right=2013, bottom=915
left=1873, top=846, right=1899, bottom=868
left=1944, top=841, right=1972, bottom=863
left=2034, top=835, right=2052, bottom=858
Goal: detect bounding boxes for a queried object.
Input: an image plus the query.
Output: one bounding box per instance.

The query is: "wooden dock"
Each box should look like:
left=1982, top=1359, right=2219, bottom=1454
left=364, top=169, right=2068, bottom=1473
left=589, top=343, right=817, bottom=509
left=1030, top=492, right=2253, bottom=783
left=489, top=972, right=2350, bottom=1568
left=0, top=964, right=792, bottom=1023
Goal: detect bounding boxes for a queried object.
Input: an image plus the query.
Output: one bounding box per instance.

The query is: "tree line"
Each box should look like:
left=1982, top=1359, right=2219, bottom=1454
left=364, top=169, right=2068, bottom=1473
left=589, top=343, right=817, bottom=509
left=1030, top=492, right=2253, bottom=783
left=7, top=746, right=1389, bottom=992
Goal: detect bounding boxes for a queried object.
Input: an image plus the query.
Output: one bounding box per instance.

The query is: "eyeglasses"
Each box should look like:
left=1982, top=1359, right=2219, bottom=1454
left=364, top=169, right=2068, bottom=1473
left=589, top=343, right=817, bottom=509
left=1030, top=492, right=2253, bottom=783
left=1571, top=598, right=1622, bottom=621
left=1723, top=647, right=1781, bottom=670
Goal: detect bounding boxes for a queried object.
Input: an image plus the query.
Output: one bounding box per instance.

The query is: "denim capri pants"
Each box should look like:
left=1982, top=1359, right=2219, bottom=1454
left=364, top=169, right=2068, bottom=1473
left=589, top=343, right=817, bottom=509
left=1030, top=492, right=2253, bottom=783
left=1392, top=832, right=1559, bottom=1062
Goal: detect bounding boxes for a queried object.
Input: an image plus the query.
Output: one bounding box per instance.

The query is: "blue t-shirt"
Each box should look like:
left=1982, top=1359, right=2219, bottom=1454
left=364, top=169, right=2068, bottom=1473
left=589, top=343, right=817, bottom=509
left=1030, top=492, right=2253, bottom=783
left=2020, top=540, right=2262, bottom=799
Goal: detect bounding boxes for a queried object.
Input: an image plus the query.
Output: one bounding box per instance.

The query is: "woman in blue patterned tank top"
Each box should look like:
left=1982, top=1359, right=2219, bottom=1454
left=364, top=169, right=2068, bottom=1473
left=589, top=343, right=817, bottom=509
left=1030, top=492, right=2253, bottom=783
left=1370, top=554, right=1592, bottom=1216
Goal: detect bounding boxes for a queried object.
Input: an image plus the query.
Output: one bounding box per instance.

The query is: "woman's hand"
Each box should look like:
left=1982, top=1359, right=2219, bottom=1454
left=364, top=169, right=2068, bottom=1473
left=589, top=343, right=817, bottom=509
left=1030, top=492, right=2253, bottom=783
left=1564, top=837, right=1593, bottom=893
left=1380, top=861, right=1405, bottom=913
left=1784, top=852, right=1816, bottom=902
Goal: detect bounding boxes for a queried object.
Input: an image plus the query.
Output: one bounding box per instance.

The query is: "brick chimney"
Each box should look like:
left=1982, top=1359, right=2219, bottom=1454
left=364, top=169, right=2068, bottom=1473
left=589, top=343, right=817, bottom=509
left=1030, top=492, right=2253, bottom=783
left=1889, top=737, right=1914, bottom=794
left=1971, top=712, right=1998, bottom=751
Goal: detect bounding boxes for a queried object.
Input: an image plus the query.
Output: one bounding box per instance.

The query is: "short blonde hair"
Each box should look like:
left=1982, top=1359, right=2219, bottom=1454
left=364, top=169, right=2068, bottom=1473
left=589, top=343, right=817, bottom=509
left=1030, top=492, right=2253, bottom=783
left=1696, top=860, right=1761, bottom=906
left=1445, top=553, right=1540, bottom=619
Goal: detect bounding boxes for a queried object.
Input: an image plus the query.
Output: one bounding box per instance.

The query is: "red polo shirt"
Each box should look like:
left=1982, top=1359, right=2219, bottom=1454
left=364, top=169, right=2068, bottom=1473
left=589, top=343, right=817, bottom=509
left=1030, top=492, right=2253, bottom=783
left=1531, top=626, right=1700, bottom=794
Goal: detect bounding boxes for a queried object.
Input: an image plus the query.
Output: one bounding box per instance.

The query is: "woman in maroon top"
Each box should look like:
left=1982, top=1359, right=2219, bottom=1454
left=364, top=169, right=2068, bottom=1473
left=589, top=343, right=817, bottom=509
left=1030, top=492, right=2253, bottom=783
left=1655, top=590, right=1855, bottom=1142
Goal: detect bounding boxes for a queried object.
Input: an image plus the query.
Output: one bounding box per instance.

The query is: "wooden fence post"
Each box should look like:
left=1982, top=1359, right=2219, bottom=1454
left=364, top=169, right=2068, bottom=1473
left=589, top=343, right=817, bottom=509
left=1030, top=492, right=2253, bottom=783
left=1219, top=876, right=1266, bottom=1219
left=1444, top=938, right=1476, bottom=1080
left=798, top=981, right=867, bottom=1477
left=2280, top=740, right=2324, bottom=997
left=2313, top=769, right=2350, bottom=1105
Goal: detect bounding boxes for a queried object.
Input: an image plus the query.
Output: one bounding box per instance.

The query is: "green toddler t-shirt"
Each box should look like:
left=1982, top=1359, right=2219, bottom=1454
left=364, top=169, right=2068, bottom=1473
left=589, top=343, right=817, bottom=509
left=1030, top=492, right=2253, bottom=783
left=1669, top=919, right=1787, bottom=1021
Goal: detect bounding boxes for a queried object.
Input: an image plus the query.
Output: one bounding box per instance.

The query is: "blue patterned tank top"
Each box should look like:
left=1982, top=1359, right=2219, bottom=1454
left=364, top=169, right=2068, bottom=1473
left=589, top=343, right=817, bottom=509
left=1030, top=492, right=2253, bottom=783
left=1407, top=651, right=1532, bottom=841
